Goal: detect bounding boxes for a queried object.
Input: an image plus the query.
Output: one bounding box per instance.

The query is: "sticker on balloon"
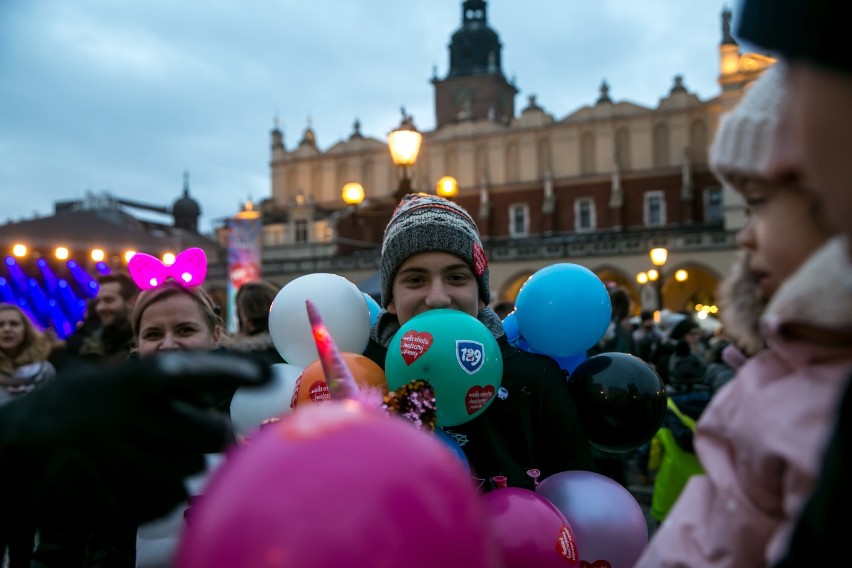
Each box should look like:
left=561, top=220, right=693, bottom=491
left=308, top=381, right=330, bottom=403
left=556, top=524, right=578, bottom=563
left=400, top=331, right=433, bottom=365
left=456, top=340, right=485, bottom=374
left=465, top=385, right=495, bottom=415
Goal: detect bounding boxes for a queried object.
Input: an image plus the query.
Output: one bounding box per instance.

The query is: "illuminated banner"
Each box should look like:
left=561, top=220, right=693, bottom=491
left=227, top=214, right=262, bottom=332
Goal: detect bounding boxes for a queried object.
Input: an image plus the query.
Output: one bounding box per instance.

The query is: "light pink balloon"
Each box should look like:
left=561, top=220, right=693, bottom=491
left=536, top=470, right=648, bottom=568
left=177, top=401, right=499, bottom=568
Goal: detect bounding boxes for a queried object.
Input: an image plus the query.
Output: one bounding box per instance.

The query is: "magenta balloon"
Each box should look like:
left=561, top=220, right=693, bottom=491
left=482, top=487, right=580, bottom=568
left=176, top=402, right=499, bottom=568
left=536, top=471, right=648, bottom=568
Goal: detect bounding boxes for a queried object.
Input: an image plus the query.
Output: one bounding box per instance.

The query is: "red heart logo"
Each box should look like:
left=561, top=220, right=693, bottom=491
left=399, top=331, right=433, bottom=365
left=308, top=380, right=330, bottom=403
left=465, top=385, right=495, bottom=414
left=555, top=524, right=579, bottom=563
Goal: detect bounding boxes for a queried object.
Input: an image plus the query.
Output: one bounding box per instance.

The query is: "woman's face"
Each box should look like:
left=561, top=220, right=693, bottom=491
left=136, top=294, right=220, bottom=357
left=0, top=309, right=26, bottom=355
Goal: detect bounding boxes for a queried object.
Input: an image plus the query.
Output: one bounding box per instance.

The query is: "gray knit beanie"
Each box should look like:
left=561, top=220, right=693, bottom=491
left=709, top=63, right=787, bottom=190
left=380, top=192, right=490, bottom=308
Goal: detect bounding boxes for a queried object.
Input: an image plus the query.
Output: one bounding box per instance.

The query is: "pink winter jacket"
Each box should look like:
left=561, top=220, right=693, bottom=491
left=635, top=237, right=852, bottom=567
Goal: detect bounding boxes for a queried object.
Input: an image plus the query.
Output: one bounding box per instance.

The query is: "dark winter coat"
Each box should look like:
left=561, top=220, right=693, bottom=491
left=364, top=307, right=595, bottom=491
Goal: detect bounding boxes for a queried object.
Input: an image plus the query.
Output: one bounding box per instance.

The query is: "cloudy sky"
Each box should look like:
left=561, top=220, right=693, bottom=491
left=1, top=0, right=744, bottom=234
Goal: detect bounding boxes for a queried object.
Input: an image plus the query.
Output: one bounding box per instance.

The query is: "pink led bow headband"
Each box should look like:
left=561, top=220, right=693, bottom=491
left=127, top=247, right=208, bottom=290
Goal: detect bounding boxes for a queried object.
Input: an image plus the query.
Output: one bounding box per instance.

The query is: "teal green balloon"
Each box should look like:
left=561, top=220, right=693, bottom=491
left=385, top=309, right=503, bottom=427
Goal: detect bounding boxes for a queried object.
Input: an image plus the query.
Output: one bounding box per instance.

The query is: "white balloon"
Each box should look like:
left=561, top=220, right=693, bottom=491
left=268, top=273, right=372, bottom=367
left=229, top=363, right=303, bottom=436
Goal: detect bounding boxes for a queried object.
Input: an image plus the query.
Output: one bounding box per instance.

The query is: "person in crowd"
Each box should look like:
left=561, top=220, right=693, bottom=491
left=132, top=280, right=231, bottom=568
left=33, top=270, right=140, bottom=567
left=632, top=309, right=664, bottom=364
left=229, top=280, right=285, bottom=365
left=664, top=317, right=708, bottom=394
left=653, top=314, right=705, bottom=389
left=0, top=304, right=56, bottom=405
left=733, top=1, right=852, bottom=565
left=0, top=303, right=56, bottom=568
left=635, top=61, right=852, bottom=567
left=363, top=192, right=595, bottom=491
left=31, top=279, right=230, bottom=568
left=0, top=351, right=270, bottom=564
left=704, top=333, right=736, bottom=396
left=491, top=299, right=515, bottom=320
left=67, top=272, right=139, bottom=368
left=587, top=285, right=635, bottom=357
left=646, top=393, right=706, bottom=527
left=585, top=285, right=635, bottom=486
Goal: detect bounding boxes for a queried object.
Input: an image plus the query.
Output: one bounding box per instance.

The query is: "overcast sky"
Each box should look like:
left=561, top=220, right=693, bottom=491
left=1, top=0, right=744, bottom=234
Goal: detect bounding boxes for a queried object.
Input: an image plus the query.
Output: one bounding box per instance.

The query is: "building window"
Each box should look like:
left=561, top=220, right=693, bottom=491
left=705, top=187, right=723, bottom=222
left=264, top=225, right=285, bottom=246
left=509, top=203, right=529, bottom=237
left=644, top=191, right=666, bottom=226
left=574, top=198, right=596, bottom=232
left=294, top=219, right=309, bottom=243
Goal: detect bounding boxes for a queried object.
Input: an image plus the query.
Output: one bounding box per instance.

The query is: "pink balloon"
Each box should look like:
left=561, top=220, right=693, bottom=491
left=176, top=401, right=499, bottom=568
left=482, top=487, right=580, bottom=568
left=536, top=471, right=648, bottom=568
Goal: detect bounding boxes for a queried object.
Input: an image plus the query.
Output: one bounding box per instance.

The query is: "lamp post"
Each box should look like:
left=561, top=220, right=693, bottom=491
left=635, top=247, right=688, bottom=314
left=387, top=108, right=423, bottom=201
left=649, top=247, right=668, bottom=310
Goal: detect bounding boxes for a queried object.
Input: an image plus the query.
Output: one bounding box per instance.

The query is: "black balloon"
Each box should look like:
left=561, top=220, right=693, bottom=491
left=570, top=352, right=667, bottom=453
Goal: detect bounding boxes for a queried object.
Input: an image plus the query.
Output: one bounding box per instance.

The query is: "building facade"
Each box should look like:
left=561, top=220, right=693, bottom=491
left=225, top=1, right=774, bottom=317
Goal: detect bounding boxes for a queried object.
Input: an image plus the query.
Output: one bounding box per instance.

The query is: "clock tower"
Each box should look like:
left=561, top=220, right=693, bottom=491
left=433, top=0, right=518, bottom=129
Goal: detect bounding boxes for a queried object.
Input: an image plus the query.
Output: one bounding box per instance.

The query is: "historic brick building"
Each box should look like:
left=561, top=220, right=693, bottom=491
left=235, top=1, right=774, bottom=316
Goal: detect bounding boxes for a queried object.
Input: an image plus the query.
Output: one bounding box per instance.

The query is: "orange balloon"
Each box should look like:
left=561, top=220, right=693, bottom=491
left=292, top=352, right=388, bottom=408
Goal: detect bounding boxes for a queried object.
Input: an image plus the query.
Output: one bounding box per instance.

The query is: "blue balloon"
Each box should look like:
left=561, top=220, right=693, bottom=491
left=501, top=311, right=520, bottom=346
left=553, top=351, right=587, bottom=376
left=363, top=292, right=381, bottom=326
left=434, top=428, right=471, bottom=476
left=515, top=263, right=611, bottom=357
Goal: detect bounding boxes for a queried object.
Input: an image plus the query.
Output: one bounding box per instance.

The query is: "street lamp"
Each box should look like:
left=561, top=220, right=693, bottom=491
left=436, top=175, right=459, bottom=199
left=341, top=182, right=366, bottom=208
left=649, top=247, right=667, bottom=310
left=387, top=108, right=423, bottom=201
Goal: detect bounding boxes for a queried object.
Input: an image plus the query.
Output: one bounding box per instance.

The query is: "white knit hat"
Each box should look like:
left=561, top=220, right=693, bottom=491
left=709, top=63, right=787, bottom=190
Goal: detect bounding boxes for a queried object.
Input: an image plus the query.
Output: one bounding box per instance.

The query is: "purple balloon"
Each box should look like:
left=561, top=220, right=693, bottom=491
left=482, top=487, right=580, bottom=568
left=536, top=471, right=648, bottom=568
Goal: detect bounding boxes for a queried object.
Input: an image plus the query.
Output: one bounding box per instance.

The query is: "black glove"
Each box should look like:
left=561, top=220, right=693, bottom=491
left=0, top=351, right=270, bottom=527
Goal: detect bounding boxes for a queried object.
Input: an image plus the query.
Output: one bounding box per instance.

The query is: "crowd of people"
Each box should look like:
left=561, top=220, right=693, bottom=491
left=2, top=0, right=851, bottom=565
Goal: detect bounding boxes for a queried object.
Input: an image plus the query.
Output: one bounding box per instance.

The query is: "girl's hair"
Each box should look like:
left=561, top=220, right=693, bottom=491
left=132, top=280, right=225, bottom=341
left=0, top=303, right=51, bottom=374
left=236, top=280, right=279, bottom=335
